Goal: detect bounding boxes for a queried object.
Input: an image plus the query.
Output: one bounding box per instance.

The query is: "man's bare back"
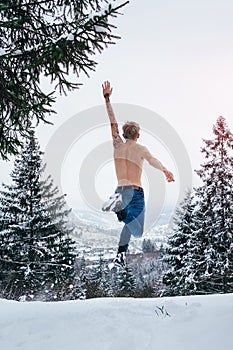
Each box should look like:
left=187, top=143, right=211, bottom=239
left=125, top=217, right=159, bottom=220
left=114, top=139, right=144, bottom=187
left=114, top=140, right=171, bottom=187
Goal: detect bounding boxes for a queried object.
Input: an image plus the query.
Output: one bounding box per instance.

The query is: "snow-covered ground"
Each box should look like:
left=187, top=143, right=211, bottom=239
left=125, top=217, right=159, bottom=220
left=0, top=293, right=232, bottom=350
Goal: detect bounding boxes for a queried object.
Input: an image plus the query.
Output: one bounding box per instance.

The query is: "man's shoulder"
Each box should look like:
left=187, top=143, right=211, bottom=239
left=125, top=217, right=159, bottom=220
left=113, top=135, right=124, bottom=149
left=136, top=143, right=148, bottom=152
left=135, top=144, right=152, bottom=160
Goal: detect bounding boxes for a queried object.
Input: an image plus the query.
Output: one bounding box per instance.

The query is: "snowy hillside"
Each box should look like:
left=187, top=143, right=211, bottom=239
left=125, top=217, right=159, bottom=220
left=72, top=209, right=172, bottom=233
left=71, top=209, right=172, bottom=257
left=1, top=293, right=233, bottom=350
left=72, top=209, right=122, bottom=233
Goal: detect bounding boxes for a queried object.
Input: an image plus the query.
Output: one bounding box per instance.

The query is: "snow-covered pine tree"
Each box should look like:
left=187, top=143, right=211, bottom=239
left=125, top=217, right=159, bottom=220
left=142, top=238, right=156, bottom=253
left=162, top=190, right=196, bottom=296
left=85, top=255, right=112, bottom=298
left=188, top=116, right=233, bottom=294
left=0, top=0, right=128, bottom=159
left=115, top=266, right=136, bottom=297
left=0, top=132, right=77, bottom=300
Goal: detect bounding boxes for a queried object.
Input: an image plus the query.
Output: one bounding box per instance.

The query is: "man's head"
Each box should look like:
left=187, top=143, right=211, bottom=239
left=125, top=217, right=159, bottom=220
left=122, top=121, right=140, bottom=140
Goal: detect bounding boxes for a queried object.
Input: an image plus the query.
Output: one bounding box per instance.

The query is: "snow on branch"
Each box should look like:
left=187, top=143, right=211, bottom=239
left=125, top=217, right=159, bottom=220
left=88, top=0, right=128, bottom=20
left=0, top=257, right=73, bottom=269
left=0, top=0, right=129, bottom=58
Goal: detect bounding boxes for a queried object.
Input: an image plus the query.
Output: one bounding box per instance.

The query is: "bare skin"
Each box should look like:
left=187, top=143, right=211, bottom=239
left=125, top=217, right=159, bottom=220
left=102, top=81, right=175, bottom=185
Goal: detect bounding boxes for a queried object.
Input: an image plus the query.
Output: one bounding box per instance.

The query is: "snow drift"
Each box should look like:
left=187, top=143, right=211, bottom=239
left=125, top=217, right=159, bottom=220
left=0, top=293, right=232, bottom=350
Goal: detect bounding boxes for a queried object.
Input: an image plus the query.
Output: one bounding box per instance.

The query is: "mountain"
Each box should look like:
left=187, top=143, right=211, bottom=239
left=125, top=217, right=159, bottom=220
left=71, top=209, right=122, bottom=234
left=69, top=209, right=173, bottom=259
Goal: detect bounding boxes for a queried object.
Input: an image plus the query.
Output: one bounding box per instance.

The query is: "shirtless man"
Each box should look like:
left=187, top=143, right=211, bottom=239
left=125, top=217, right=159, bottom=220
left=102, top=81, right=174, bottom=267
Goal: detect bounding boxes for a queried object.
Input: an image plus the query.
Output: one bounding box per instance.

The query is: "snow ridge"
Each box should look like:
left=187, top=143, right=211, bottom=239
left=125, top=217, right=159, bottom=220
left=0, top=293, right=232, bottom=350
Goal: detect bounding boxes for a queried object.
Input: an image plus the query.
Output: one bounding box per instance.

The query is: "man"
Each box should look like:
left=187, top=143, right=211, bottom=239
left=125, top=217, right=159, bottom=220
left=102, top=81, right=175, bottom=267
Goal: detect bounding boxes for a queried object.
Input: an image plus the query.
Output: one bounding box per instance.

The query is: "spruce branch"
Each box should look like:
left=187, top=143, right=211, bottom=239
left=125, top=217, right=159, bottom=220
left=0, top=0, right=129, bottom=159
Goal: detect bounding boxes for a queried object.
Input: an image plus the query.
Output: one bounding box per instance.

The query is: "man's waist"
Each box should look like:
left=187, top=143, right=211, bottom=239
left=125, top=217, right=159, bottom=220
left=117, top=185, right=143, bottom=192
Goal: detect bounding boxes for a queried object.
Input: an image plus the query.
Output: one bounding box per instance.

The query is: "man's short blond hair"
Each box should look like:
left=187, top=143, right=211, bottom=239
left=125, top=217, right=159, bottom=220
left=122, top=121, right=140, bottom=140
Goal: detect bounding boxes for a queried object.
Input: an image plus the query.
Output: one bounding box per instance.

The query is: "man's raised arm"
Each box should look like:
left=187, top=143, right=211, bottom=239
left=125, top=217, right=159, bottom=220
left=102, top=81, right=123, bottom=147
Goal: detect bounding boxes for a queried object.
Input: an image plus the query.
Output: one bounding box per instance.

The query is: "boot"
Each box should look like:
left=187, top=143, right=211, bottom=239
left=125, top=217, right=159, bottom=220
left=113, top=244, right=128, bottom=267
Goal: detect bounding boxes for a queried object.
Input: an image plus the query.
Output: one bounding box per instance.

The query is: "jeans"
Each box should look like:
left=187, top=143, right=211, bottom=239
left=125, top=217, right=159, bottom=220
left=115, top=186, right=145, bottom=249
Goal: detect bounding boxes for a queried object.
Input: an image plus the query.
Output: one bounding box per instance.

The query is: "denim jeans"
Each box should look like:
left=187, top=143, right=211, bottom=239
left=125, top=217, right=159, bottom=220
left=115, top=186, right=145, bottom=248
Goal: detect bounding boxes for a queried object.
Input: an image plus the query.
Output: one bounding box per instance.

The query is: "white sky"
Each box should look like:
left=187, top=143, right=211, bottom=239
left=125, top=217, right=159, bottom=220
left=1, top=0, right=233, bottom=216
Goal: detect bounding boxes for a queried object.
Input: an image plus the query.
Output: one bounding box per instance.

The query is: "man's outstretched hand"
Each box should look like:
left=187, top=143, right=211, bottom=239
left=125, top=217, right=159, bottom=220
left=163, top=169, right=175, bottom=183
left=102, top=80, right=113, bottom=98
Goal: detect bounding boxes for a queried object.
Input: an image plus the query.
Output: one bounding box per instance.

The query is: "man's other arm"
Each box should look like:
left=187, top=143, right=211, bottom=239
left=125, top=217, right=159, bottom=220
left=142, top=146, right=175, bottom=182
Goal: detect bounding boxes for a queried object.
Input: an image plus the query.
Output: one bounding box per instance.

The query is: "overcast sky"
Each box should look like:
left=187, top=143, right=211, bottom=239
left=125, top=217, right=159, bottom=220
left=1, top=0, right=233, bottom=219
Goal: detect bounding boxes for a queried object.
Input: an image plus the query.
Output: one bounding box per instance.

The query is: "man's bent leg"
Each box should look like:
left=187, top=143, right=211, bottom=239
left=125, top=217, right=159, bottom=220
left=125, top=208, right=145, bottom=238
left=118, top=208, right=145, bottom=250
left=118, top=225, right=131, bottom=248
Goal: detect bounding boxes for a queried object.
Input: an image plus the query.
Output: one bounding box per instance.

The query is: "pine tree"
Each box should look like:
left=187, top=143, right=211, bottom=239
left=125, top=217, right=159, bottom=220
left=189, top=116, right=233, bottom=294
left=162, top=190, right=196, bottom=296
left=0, top=0, right=129, bottom=159
left=115, top=266, right=136, bottom=297
left=142, top=238, right=156, bottom=253
left=163, top=116, right=233, bottom=296
left=0, top=132, right=77, bottom=300
left=86, top=255, right=112, bottom=298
